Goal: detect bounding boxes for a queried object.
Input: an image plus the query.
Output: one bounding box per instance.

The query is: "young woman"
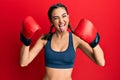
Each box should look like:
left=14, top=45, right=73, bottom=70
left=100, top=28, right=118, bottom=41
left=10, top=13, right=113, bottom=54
left=20, top=3, right=105, bottom=80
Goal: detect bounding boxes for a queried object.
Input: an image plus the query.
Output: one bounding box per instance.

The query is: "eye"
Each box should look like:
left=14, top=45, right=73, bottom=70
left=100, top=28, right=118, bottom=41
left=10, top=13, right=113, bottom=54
left=52, top=17, right=59, bottom=20
left=62, top=14, right=67, bottom=18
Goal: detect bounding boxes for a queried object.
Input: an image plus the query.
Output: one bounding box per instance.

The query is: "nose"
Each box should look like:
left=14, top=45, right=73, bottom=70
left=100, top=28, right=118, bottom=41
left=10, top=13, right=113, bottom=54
left=59, top=17, right=64, bottom=23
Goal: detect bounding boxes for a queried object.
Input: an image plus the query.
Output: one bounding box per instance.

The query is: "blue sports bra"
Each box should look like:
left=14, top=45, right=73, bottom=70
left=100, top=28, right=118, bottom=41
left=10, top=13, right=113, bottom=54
left=44, top=32, right=76, bottom=69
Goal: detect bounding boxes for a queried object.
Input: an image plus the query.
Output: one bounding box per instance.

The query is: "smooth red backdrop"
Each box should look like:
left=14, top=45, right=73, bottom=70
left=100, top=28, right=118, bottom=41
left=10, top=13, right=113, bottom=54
left=0, top=0, right=120, bottom=80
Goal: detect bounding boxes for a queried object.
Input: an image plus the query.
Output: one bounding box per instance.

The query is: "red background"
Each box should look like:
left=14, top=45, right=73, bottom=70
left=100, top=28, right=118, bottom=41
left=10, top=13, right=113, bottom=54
left=0, top=0, right=120, bottom=80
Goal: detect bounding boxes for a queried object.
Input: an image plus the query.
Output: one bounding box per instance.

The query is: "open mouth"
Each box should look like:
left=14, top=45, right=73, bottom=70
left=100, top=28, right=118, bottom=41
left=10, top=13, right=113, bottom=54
left=59, top=24, right=65, bottom=32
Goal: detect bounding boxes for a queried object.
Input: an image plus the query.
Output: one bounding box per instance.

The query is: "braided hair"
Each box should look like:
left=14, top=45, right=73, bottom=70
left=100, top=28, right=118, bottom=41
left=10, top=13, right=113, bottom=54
left=42, top=3, right=74, bottom=40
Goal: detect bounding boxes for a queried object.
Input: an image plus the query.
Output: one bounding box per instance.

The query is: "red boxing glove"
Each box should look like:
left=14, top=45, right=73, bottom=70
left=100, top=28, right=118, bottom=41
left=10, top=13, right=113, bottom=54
left=74, top=18, right=100, bottom=48
left=20, top=16, right=40, bottom=46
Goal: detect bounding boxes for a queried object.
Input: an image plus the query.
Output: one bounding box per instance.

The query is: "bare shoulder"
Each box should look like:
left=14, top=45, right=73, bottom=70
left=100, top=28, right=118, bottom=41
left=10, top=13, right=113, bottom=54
left=72, top=33, right=81, bottom=43
left=72, top=33, right=82, bottom=49
left=72, top=33, right=89, bottom=49
left=35, top=35, right=47, bottom=47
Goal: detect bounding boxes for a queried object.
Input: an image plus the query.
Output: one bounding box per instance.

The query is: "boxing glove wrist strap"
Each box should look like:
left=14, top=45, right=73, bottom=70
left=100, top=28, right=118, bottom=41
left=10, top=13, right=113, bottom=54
left=20, top=32, right=31, bottom=46
left=90, top=33, right=100, bottom=48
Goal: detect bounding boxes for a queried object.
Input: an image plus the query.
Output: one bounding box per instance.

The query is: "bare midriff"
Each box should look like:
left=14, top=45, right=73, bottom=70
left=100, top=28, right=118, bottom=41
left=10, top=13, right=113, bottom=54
left=43, top=67, right=73, bottom=80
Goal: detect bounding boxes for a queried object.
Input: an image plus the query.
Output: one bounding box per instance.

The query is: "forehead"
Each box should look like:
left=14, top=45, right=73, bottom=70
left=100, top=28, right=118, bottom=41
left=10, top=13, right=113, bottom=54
left=51, top=7, right=67, bottom=16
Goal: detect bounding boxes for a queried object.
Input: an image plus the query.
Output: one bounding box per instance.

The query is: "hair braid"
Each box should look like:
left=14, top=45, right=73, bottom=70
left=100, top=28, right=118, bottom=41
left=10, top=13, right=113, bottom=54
left=68, top=24, right=74, bottom=33
left=42, top=25, right=54, bottom=40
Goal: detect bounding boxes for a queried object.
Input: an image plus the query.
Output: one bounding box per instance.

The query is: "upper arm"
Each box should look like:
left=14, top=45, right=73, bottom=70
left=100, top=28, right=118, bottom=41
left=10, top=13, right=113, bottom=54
left=73, top=34, right=93, bottom=54
left=77, top=37, right=94, bottom=59
left=73, top=34, right=95, bottom=62
left=74, top=34, right=105, bottom=66
left=28, top=35, right=47, bottom=62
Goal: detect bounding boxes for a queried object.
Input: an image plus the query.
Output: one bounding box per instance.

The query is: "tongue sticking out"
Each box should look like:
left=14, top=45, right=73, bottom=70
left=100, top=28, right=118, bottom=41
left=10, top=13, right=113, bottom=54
left=59, top=26, right=65, bottom=32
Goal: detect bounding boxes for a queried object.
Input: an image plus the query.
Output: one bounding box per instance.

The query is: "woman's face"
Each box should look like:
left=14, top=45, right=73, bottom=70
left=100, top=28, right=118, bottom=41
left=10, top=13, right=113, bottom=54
left=51, top=7, right=69, bottom=32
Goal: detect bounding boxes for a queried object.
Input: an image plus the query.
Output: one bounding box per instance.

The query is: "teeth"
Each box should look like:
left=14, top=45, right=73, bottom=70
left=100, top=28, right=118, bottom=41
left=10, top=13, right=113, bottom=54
left=59, top=24, right=65, bottom=27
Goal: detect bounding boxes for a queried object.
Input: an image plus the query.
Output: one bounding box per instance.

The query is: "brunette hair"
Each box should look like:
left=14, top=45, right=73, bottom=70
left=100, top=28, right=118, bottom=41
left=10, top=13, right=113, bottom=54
left=42, top=3, right=74, bottom=40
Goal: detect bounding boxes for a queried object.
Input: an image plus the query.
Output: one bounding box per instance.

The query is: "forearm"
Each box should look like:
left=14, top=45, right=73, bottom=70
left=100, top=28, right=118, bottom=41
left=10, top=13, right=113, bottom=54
left=20, top=44, right=30, bottom=67
left=92, top=45, right=105, bottom=66
left=19, top=16, right=41, bottom=67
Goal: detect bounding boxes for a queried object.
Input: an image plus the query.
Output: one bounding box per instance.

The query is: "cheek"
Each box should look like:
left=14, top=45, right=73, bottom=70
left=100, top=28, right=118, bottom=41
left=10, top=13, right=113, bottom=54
left=65, top=18, right=69, bottom=25
left=52, top=21, right=59, bottom=27
left=54, top=21, right=59, bottom=25
left=65, top=17, right=69, bottom=23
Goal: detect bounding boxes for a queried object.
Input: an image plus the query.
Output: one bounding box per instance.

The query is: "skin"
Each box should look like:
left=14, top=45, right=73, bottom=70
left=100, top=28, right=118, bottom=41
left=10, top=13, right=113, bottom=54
left=20, top=7, right=105, bottom=80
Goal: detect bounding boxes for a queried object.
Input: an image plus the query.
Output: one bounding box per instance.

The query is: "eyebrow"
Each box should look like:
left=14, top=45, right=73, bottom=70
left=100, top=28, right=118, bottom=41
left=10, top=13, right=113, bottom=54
left=52, top=13, right=67, bottom=19
left=62, top=13, right=67, bottom=15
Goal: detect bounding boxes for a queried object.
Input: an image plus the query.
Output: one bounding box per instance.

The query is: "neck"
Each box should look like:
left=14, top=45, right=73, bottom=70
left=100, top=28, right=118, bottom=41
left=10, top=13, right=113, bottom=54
left=55, top=31, right=68, bottom=39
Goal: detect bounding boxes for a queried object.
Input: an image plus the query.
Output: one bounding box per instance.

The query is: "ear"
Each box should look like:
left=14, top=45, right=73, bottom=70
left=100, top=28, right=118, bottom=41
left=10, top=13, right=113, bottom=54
left=67, top=14, right=69, bottom=18
left=50, top=22, right=53, bottom=26
left=50, top=19, right=54, bottom=24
